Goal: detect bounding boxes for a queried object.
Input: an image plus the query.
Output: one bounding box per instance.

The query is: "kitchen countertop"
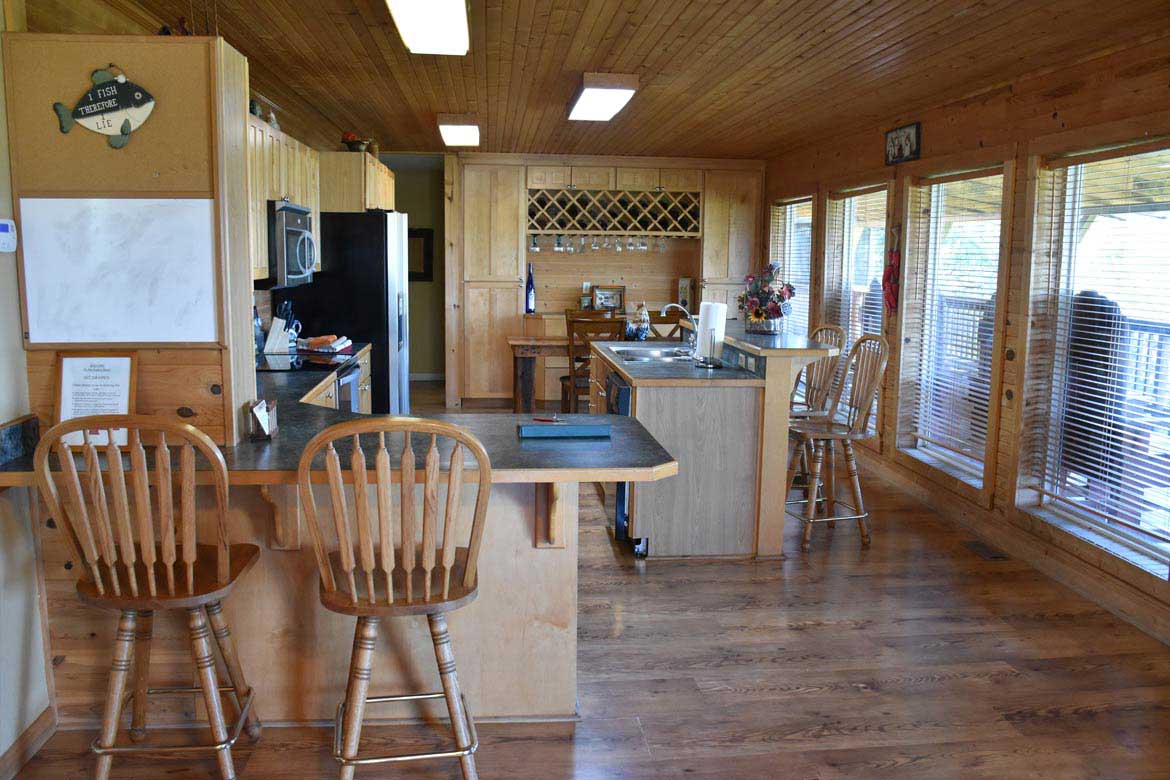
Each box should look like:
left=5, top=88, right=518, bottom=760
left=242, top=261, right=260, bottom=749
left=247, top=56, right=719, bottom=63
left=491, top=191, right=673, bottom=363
left=590, top=341, right=765, bottom=387
left=681, top=319, right=840, bottom=358
left=0, top=353, right=678, bottom=487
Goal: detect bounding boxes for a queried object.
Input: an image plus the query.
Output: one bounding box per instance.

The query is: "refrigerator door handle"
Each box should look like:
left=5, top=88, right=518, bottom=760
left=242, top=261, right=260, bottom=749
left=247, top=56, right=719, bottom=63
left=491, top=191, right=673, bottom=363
left=397, top=292, right=405, bottom=351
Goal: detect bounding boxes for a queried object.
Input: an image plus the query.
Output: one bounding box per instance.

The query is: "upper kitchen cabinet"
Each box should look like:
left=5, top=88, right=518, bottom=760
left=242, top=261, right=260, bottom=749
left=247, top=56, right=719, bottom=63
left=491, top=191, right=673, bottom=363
left=660, top=168, right=703, bottom=192
left=615, top=167, right=660, bottom=190
left=527, top=165, right=570, bottom=188
left=319, top=150, right=395, bottom=213
left=570, top=166, right=615, bottom=190
left=463, top=163, right=525, bottom=282
left=701, top=169, right=763, bottom=283
left=247, top=116, right=321, bottom=279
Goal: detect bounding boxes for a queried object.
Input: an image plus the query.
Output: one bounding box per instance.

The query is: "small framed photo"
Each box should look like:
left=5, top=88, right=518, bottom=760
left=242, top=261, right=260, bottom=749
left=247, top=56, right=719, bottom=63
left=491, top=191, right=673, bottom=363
left=55, top=351, right=137, bottom=446
left=885, top=122, right=921, bottom=165
left=578, top=294, right=593, bottom=310
left=592, top=285, right=626, bottom=311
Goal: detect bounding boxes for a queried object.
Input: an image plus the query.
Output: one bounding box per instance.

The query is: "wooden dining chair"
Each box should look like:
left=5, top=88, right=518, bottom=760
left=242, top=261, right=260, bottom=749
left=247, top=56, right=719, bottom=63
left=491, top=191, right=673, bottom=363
left=561, top=316, right=626, bottom=413
left=33, top=414, right=261, bottom=780
left=790, top=324, right=847, bottom=418
left=296, top=418, right=493, bottom=780
left=646, top=309, right=685, bottom=340
left=785, top=334, right=889, bottom=552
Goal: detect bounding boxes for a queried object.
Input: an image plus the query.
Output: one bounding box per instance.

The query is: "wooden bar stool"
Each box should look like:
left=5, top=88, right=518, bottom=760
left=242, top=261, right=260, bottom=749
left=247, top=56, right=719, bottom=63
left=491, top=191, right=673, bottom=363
left=296, top=418, right=493, bottom=780
left=787, top=324, right=847, bottom=513
left=561, top=312, right=626, bottom=413
left=785, top=335, right=889, bottom=552
left=33, top=414, right=261, bottom=780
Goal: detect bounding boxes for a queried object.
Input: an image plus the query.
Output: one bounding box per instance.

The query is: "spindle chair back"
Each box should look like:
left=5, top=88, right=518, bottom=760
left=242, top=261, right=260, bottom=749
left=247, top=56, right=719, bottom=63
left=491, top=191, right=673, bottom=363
left=791, top=324, right=846, bottom=415
left=296, top=417, right=493, bottom=611
left=827, top=334, right=890, bottom=436
left=34, top=414, right=232, bottom=601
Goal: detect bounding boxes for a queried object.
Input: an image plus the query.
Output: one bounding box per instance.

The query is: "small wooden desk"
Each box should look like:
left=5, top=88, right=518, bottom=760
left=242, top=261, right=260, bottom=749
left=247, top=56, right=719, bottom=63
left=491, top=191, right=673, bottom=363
left=508, top=336, right=569, bottom=412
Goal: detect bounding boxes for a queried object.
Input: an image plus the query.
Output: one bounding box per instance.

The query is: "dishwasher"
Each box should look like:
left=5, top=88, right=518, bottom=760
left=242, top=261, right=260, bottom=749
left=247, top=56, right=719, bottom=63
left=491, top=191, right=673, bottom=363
left=605, top=371, right=648, bottom=557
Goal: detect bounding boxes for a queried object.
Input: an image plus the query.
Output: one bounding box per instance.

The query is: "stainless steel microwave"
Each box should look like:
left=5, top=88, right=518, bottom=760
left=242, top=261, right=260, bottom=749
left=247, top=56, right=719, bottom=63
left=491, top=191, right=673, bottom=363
left=267, top=200, right=316, bottom=287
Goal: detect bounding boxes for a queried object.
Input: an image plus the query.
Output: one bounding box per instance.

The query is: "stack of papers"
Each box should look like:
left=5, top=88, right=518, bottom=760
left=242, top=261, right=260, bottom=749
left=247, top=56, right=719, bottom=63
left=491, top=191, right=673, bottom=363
left=297, top=335, right=352, bottom=353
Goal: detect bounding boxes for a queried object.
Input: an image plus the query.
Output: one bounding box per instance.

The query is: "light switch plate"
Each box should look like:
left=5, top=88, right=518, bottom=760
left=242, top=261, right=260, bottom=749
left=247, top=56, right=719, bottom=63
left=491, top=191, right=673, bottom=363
left=0, top=219, right=16, bottom=252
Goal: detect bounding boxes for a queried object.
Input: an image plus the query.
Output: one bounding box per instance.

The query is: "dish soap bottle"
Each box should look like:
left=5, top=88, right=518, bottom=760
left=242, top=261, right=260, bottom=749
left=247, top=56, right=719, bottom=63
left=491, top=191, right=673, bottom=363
left=525, top=262, right=536, bottom=314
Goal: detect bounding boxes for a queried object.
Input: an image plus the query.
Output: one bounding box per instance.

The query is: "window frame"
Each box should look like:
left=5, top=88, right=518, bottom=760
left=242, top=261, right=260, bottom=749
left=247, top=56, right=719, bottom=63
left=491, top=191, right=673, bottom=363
left=891, top=164, right=1013, bottom=508
left=768, top=195, right=815, bottom=336
left=1015, top=137, right=1170, bottom=561
left=821, top=181, right=893, bottom=450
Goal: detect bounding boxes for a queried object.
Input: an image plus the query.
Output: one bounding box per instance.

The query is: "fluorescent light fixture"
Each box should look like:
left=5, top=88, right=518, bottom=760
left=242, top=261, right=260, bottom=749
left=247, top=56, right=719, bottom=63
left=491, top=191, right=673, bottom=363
left=437, top=113, right=479, bottom=146
left=386, top=0, right=469, bottom=55
left=569, top=73, right=638, bottom=121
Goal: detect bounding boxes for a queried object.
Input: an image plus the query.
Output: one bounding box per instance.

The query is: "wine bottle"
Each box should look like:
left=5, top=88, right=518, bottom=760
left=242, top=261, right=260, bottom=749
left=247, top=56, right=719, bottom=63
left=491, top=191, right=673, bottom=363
left=525, top=262, right=536, bottom=313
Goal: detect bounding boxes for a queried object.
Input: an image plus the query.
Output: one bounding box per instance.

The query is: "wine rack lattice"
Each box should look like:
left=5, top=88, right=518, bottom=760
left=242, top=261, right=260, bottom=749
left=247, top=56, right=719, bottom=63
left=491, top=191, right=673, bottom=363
left=527, top=188, right=702, bottom=237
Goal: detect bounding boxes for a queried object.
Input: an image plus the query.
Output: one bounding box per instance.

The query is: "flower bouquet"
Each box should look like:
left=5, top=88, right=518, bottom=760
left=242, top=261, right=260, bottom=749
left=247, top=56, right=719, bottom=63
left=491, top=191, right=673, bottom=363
left=736, top=268, right=796, bottom=334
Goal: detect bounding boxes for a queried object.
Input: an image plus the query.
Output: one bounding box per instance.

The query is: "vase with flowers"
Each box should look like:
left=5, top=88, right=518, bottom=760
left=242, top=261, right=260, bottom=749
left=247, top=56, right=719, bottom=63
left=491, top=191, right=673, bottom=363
left=736, top=268, right=796, bottom=334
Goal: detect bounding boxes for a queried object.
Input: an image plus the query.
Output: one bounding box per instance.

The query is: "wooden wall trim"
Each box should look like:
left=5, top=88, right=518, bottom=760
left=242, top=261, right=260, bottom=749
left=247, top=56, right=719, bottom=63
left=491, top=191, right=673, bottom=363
left=455, top=151, right=765, bottom=171
left=443, top=154, right=463, bottom=408
left=0, top=707, right=54, bottom=780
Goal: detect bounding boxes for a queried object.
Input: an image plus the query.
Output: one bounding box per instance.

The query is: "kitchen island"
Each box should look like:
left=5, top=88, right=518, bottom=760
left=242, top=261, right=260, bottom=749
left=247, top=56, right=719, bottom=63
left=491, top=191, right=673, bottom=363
left=0, top=367, right=677, bottom=727
left=591, top=321, right=837, bottom=558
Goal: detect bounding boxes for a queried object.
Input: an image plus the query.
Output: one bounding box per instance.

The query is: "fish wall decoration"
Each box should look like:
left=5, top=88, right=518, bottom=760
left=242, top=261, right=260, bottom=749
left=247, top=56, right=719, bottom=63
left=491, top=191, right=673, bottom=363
left=52, top=65, right=155, bottom=149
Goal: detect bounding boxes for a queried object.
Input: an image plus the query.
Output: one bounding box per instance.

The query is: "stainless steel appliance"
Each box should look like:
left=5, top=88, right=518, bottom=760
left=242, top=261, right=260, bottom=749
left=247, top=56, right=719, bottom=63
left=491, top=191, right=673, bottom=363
left=335, top=363, right=362, bottom=413
left=606, top=371, right=647, bottom=557
left=275, top=210, right=410, bottom=414
left=267, top=199, right=316, bottom=288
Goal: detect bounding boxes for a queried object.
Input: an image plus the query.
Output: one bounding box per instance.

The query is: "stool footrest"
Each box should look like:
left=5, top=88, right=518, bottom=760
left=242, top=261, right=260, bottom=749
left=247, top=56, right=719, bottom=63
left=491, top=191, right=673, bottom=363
left=332, top=692, right=479, bottom=767
left=784, top=499, right=868, bottom=525
left=91, top=688, right=254, bottom=756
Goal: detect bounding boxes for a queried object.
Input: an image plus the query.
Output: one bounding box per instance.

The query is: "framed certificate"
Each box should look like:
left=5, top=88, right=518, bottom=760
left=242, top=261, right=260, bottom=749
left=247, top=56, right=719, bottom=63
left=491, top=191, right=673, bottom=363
left=55, top=351, right=137, bottom=446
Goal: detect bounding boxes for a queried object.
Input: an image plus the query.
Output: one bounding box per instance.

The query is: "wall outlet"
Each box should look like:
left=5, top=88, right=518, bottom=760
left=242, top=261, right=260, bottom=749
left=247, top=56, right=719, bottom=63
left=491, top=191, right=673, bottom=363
left=0, top=219, right=16, bottom=252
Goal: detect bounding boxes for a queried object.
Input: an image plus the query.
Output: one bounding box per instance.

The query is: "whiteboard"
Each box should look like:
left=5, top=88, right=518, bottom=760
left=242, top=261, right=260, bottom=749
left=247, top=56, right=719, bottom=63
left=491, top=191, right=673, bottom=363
left=20, top=197, right=218, bottom=343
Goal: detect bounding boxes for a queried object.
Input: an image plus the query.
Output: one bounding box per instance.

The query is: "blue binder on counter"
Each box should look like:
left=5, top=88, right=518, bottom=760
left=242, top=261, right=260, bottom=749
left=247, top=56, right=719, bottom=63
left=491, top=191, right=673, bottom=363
left=516, top=421, right=612, bottom=439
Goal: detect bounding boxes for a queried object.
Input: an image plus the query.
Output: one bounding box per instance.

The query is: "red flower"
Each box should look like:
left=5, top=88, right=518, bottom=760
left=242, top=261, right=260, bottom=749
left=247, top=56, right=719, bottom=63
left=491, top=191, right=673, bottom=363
left=765, top=301, right=781, bottom=318
left=746, top=297, right=760, bottom=310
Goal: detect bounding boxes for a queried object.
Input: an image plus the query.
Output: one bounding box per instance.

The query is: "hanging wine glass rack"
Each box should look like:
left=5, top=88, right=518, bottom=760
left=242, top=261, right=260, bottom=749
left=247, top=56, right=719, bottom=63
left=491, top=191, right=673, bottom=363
left=527, top=188, right=702, bottom=237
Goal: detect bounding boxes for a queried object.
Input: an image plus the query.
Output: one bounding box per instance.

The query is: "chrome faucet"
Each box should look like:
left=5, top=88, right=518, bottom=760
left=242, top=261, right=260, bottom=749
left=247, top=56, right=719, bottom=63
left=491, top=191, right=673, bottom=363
left=661, top=303, right=697, bottom=352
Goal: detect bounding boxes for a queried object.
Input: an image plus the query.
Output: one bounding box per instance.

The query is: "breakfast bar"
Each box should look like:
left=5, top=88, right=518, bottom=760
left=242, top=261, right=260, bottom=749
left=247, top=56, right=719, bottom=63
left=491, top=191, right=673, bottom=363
left=0, top=370, right=678, bottom=728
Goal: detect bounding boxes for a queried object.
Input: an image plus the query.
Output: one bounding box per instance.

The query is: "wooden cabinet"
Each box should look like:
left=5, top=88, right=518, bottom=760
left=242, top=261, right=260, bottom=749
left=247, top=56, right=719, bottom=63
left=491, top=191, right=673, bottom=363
left=701, top=169, right=763, bottom=284
left=615, top=167, right=660, bottom=190
left=462, top=164, right=525, bottom=282
left=463, top=282, right=523, bottom=398
left=319, top=151, right=395, bottom=213
left=660, top=168, right=702, bottom=192
left=527, top=165, right=570, bottom=188
left=570, top=166, right=615, bottom=190
left=247, top=116, right=321, bottom=280
left=303, top=376, right=338, bottom=410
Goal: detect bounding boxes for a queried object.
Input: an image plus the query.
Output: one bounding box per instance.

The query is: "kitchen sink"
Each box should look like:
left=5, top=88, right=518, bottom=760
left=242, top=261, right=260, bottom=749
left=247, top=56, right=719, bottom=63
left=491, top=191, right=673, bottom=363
left=610, top=345, right=695, bottom=363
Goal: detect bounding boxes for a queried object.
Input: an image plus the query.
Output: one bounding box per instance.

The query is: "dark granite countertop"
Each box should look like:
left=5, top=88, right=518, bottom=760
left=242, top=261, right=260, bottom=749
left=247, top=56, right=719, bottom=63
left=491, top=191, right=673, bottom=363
left=590, top=342, right=764, bottom=387
left=681, top=319, right=839, bottom=358
left=0, top=358, right=678, bottom=487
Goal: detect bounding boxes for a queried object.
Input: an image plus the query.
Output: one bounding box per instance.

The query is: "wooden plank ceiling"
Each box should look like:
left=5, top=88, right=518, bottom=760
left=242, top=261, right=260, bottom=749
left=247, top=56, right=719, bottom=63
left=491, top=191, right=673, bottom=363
left=127, top=0, right=1170, bottom=157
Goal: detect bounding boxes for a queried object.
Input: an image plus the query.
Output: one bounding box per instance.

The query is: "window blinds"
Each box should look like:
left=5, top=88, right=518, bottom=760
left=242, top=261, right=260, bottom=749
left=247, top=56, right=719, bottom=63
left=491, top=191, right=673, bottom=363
left=1023, top=146, right=1170, bottom=547
left=900, top=173, right=1004, bottom=481
left=825, top=189, right=886, bottom=344
left=768, top=199, right=812, bottom=335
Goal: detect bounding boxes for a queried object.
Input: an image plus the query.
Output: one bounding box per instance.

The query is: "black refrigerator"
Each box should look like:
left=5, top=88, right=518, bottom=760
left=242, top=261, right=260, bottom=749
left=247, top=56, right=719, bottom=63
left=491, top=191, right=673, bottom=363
left=274, top=210, right=410, bottom=414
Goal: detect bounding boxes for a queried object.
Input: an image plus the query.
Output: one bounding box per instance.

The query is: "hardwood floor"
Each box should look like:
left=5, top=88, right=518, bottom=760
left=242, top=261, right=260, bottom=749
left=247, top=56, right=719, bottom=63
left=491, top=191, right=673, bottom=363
left=17, top=382, right=1170, bottom=778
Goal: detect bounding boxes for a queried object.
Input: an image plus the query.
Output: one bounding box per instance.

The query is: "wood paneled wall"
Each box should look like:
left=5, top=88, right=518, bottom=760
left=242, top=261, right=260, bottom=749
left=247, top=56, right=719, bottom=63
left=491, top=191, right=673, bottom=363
left=528, top=239, right=699, bottom=313
left=763, top=37, right=1170, bottom=642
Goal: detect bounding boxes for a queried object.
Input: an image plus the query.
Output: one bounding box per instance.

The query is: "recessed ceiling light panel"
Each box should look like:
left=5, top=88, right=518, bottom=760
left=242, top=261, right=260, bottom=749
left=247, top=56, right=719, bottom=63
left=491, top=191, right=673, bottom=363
left=569, top=73, right=639, bottom=121
left=437, top=113, right=479, bottom=146
left=387, top=0, right=470, bottom=55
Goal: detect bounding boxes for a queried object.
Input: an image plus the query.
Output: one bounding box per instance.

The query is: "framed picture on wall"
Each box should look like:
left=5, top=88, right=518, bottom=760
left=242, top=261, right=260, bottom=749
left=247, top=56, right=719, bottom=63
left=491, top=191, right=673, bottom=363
left=885, top=122, right=921, bottom=165
left=592, top=285, right=626, bottom=311
left=408, top=227, right=434, bottom=282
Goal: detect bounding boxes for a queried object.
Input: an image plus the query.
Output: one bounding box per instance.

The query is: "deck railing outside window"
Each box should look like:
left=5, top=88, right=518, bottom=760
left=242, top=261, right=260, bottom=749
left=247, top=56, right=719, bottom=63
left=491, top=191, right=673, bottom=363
left=1021, top=146, right=1170, bottom=560
left=898, top=172, right=1005, bottom=486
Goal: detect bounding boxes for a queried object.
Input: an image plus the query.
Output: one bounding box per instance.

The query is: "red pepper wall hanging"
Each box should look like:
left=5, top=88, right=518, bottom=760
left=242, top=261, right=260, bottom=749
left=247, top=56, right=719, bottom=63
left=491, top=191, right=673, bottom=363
left=883, top=225, right=901, bottom=313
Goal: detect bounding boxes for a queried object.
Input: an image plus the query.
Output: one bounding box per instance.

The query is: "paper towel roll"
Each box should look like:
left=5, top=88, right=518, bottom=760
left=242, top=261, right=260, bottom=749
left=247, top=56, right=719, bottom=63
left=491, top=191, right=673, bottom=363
left=696, top=301, right=727, bottom=360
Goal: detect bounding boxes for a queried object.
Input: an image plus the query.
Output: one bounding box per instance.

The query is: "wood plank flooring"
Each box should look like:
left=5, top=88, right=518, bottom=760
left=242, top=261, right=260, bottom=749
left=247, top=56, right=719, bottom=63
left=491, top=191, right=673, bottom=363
left=16, top=383, right=1170, bottom=779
